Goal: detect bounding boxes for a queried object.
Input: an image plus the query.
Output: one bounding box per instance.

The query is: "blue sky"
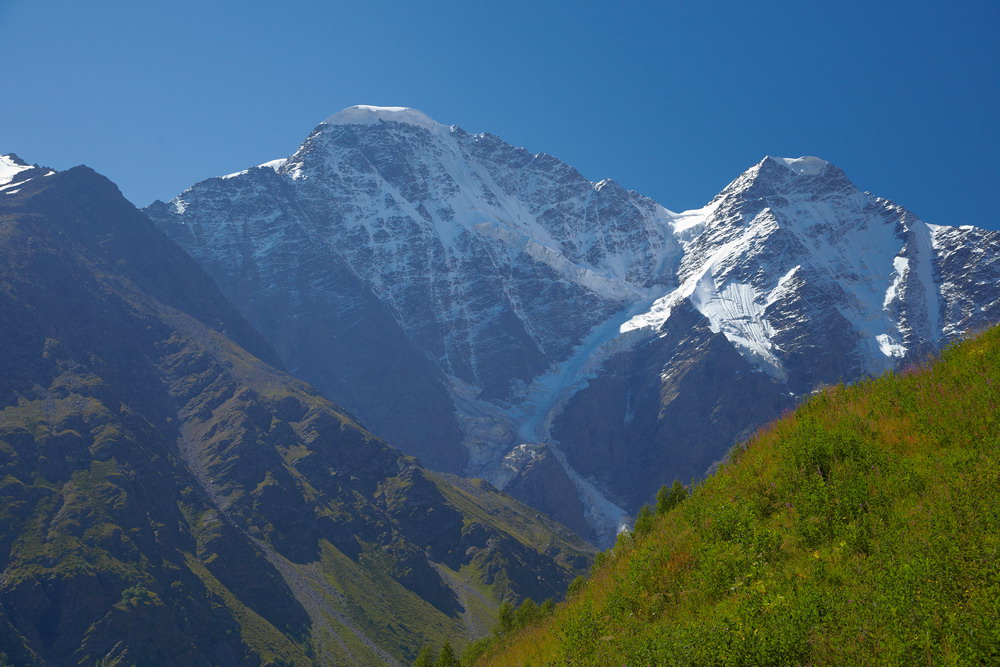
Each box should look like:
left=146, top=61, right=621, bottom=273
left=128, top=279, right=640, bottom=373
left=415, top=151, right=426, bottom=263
left=1, top=1, right=997, bottom=228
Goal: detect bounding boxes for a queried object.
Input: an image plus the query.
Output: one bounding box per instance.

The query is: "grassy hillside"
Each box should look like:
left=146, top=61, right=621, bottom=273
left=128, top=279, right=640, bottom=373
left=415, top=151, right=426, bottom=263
left=476, top=326, right=1000, bottom=665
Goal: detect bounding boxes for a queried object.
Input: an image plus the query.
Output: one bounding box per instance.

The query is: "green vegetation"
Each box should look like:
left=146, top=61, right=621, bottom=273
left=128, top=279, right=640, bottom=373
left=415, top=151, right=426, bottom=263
left=477, top=327, right=1000, bottom=665
left=413, top=645, right=436, bottom=667
left=118, top=584, right=160, bottom=608
left=410, top=596, right=559, bottom=665
left=460, top=597, right=556, bottom=664
left=437, top=641, right=459, bottom=666
left=0, top=173, right=594, bottom=666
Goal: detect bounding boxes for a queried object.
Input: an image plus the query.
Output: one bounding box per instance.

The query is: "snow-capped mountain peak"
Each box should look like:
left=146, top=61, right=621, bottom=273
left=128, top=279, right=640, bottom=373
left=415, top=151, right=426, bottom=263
left=771, top=155, right=829, bottom=175
left=145, top=115, right=1000, bottom=547
left=0, top=153, right=55, bottom=192
left=0, top=154, right=31, bottom=186
left=321, top=105, right=446, bottom=131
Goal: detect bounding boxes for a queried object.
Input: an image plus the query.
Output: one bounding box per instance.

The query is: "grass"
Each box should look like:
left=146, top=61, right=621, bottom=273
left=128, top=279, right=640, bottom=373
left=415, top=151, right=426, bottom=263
left=182, top=552, right=312, bottom=666
left=476, top=326, right=1000, bottom=666
left=317, top=539, right=467, bottom=664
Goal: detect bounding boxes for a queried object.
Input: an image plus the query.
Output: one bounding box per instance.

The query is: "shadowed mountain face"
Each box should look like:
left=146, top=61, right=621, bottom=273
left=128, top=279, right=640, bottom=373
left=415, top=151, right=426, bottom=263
left=146, top=108, right=1000, bottom=545
left=0, top=163, right=591, bottom=666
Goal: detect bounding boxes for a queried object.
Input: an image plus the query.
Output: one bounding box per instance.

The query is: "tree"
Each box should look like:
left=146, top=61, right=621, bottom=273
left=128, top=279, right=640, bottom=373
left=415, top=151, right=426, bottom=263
left=513, top=598, right=539, bottom=629
left=497, top=600, right=515, bottom=634
left=656, top=480, right=688, bottom=515
left=633, top=504, right=655, bottom=536
left=436, top=641, right=459, bottom=666
left=413, top=645, right=436, bottom=667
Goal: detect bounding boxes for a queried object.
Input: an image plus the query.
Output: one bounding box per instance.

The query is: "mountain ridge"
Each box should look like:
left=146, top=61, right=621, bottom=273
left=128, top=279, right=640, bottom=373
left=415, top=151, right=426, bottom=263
left=145, top=107, right=1000, bottom=545
left=0, top=160, right=592, bottom=665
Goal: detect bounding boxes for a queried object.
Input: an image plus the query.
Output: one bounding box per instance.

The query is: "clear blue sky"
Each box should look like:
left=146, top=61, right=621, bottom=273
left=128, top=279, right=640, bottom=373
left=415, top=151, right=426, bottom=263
left=2, top=1, right=998, bottom=229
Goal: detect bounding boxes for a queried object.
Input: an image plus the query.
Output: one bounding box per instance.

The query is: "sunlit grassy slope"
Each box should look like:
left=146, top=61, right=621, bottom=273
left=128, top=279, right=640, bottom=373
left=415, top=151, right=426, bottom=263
left=476, top=326, right=1000, bottom=665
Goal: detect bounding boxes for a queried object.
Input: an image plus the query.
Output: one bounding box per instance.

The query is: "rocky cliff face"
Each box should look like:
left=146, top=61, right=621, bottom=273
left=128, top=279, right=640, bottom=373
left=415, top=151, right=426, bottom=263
left=146, top=109, right=1000, bottom=545
left=0, top=160, right=591, bottom=665
left=553, top=156, right=1000, bottom=514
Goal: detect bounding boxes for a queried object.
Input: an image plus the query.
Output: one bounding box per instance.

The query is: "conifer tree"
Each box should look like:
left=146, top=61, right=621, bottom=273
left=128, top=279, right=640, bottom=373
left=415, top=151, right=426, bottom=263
left=413, top=645, right=435, bottom=667
left=497, top=600, right=514, bottom=634
left=436, top=641, right=459, bottom=666
left=513, top=598, right=538, bottom=629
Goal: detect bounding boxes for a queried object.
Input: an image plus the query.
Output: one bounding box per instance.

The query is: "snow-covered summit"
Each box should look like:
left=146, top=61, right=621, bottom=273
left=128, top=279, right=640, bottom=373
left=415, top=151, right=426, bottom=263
left=772, top=155, right=829, bottom=175
left=321, top=105, right=445, bottom=131
left=0, top=154, right=55, bottom=192
left=1, top=154, right=33, bottom=187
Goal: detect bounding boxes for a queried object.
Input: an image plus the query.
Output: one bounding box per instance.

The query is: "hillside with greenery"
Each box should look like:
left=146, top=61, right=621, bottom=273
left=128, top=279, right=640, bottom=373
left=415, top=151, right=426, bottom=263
left=0, top=166, right=591, bottom=666
left=475, top=326, right=1000, bottom=665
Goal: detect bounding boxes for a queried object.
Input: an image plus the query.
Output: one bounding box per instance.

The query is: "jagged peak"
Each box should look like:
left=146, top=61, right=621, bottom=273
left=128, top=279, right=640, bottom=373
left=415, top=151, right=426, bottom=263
left=1, top=153, right=29, bottom=167
left=711, top=155, right=854, bottom=204
left=321, top=105, right=446, bottom=131
left=0, top=153, right=55, bottom=189
left=1, top=153, right=34, bottom=186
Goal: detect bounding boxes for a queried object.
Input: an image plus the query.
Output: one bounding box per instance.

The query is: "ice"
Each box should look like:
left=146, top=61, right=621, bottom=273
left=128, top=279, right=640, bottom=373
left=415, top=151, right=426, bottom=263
left=774, top=156, right=828, bottom=175
left=322, top=105, right=445, bottom=131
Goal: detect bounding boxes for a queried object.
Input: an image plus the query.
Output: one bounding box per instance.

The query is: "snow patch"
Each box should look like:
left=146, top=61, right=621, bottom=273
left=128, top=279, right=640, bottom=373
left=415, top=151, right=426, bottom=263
left=0, top=154, right=31, bottom=186
left=689, top=277, right=784, bottom=377
left=0, top=154, right=50, bottom=188
left=221, top=158, right=288, bottom=180
left=883, top=256, right=909, bottom=309
left=259, top=158, right=288, bottom=171
left=876, top=334, right=907, bottom=358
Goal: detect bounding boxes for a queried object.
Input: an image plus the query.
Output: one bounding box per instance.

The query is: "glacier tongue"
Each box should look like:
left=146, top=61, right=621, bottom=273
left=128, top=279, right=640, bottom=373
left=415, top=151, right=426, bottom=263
left=145, top=112, right=1000, bottom=546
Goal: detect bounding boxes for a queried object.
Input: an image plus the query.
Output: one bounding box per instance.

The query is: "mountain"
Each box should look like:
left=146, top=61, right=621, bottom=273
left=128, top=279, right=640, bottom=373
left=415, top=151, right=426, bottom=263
left=550, top=155, right=1000, bottom=522
left=145, top=107, right=1000, bottom=545
left=0, top=158, right=591, bottom=666
left=473, top=324, right=1000, bottom=665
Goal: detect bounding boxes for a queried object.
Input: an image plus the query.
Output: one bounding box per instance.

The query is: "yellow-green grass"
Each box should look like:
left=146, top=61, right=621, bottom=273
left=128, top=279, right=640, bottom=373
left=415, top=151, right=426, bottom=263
left=477, top=326, right=1000, bottom=666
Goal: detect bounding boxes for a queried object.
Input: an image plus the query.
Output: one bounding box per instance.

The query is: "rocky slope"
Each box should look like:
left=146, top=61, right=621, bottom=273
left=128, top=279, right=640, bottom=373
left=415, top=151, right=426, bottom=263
left=0, top=159, right=591, bottom=665
left=146, top=108, right=1000, bottom=545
